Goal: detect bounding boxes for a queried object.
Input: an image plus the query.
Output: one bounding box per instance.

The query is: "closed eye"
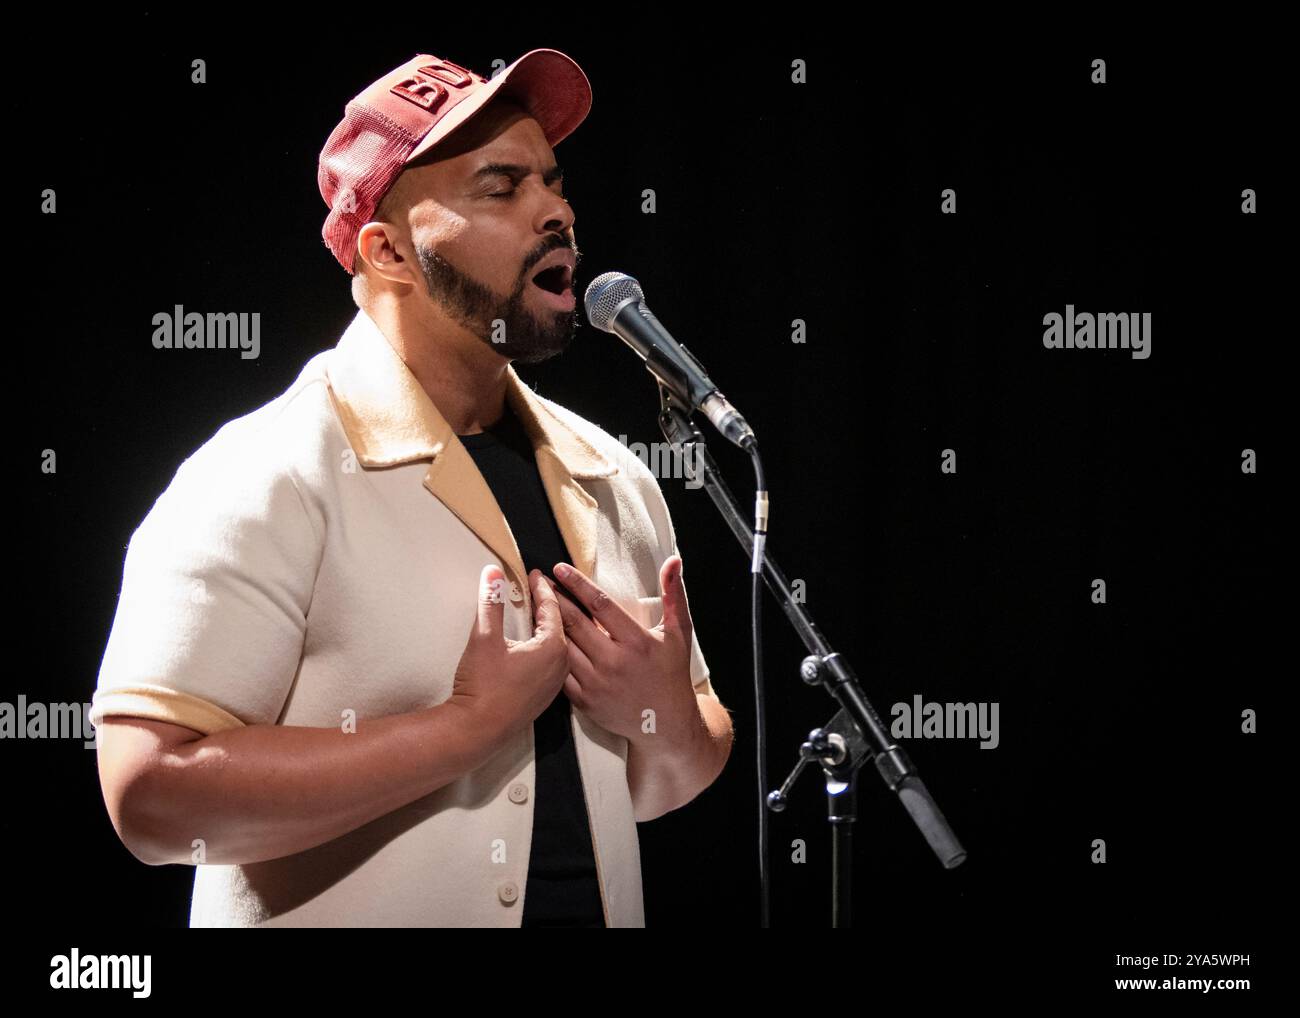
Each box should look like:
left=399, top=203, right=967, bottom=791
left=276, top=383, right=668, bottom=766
left=487, top=184, right=564, bottom=201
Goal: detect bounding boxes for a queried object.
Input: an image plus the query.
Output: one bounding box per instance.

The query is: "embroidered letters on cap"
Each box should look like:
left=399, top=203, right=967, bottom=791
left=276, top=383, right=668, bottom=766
left=391, top=60, right=480, bottom=111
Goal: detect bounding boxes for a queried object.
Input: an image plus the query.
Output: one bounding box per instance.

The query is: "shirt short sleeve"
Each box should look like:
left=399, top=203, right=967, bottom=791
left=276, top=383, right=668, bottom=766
left=91, top=434, right=323, bottom=737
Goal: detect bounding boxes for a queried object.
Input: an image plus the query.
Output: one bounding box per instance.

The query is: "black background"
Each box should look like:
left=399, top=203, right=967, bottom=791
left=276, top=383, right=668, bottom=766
left=8, top=15, right=1280, bottom=995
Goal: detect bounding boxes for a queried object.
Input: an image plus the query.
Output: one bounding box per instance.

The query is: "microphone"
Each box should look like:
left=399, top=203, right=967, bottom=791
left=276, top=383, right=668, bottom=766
left=584, top=271, right=756, bottom=450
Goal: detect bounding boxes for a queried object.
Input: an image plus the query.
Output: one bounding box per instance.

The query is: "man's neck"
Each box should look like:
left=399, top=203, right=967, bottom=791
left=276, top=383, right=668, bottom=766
left=369, top=301, right=510, bottom=436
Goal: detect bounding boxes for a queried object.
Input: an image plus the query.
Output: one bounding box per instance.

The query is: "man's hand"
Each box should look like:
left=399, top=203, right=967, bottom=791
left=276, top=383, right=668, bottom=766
left=449, top=565, right=572, bottom=744
left=551, top=556, right=700, bottom=745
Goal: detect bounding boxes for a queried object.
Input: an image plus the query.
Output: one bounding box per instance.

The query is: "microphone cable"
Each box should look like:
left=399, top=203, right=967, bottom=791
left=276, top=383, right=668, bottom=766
left=743, top=438, right=770, bottom=928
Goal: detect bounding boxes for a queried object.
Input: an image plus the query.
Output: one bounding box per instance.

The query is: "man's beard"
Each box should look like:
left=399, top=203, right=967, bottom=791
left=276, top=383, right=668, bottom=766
left=414, top=244, right=578, bottom=364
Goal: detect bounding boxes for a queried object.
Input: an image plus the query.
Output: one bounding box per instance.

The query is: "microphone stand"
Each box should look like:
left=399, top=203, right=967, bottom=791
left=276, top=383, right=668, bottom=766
left=654, top=383, right=967, bottom=928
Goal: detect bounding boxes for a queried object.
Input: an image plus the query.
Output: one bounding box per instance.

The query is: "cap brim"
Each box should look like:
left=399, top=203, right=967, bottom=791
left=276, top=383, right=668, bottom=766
left=405, top=48, right=592, bottom=165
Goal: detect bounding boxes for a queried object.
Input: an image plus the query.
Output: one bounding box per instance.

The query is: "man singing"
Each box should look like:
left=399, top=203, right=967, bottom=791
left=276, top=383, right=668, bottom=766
left=91, top=48, right=733, bottom=927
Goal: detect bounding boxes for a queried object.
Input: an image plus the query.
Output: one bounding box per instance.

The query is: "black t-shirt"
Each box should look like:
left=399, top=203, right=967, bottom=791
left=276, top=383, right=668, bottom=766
left=457, top=401, right=606, bottom=928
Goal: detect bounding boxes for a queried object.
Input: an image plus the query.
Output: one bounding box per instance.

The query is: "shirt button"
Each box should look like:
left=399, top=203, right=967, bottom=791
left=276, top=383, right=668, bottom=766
left=498, top=881, right=519, bottom=905
left=508, top=782, right=529, bottom=804
left=509, top=581, right=524, bottom=603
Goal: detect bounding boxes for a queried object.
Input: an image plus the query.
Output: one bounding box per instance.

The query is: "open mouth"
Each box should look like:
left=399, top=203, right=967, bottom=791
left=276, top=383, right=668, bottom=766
left=531, top=265, right=571, bottom=295
left=529, top=264, right=576, bottom=309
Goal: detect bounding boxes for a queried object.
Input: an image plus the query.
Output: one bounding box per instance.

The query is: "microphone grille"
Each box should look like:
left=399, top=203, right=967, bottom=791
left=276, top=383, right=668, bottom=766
left=584, top=271, right=644, bottom=332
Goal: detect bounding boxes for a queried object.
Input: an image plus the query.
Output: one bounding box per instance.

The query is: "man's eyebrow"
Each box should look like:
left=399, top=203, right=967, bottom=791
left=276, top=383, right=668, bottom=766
left=471, top=163, right=564, bottom=185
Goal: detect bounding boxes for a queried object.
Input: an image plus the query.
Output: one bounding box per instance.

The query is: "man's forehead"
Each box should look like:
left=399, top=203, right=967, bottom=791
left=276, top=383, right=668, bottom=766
left=392, top=112, right=557, bottom=201
left=461, top=119, right=557, bottom=172
left=467, top=151, right=563, bottom=180
left=425, top=98, right=546, bottom=163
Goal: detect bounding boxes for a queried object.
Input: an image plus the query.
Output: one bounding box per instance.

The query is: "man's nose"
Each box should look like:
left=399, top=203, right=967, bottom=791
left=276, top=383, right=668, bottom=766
left=537, top=192, right=574, bottom=235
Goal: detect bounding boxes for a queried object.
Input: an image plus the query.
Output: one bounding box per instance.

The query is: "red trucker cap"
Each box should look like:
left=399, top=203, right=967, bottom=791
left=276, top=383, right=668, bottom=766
left=318, top=49, right=592, bottom=273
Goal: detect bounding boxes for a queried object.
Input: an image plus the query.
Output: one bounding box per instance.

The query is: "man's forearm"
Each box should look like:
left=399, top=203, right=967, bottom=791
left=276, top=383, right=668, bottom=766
left=627, top=693, right=733, bottom=822
left=125, top=701, right=492, bottom=867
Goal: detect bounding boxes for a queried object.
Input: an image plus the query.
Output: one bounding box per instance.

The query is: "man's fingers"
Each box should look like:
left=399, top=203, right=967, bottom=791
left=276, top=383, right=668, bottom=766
left=555, top=596, right=599, bottom=676
left=476, top=564, right=507, bottom=640
left=555, top=585, right=604, bottom=650
left=552, top=562, right=640, bottom=642
left=529, top=569, right=564, bottom=642
left=660, top=555, right=694, bottom=638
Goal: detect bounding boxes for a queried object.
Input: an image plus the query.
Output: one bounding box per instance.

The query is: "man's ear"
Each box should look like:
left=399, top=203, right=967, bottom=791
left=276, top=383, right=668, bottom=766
left=356, top=219, right=414, bottom=287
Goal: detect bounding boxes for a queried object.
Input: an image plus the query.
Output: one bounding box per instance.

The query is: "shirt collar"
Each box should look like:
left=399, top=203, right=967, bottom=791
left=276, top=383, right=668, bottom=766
left=324, top=308, right=619, bottom=480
